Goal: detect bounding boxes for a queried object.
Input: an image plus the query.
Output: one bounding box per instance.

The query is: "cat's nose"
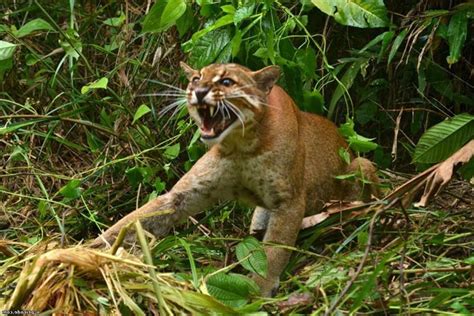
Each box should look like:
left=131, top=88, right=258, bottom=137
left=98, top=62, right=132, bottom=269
left=194, top=87, right=210, bottom=104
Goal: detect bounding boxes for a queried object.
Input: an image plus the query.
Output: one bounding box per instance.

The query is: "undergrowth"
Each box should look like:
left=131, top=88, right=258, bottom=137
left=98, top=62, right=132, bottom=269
left=0, top=0, right=472, bottom=314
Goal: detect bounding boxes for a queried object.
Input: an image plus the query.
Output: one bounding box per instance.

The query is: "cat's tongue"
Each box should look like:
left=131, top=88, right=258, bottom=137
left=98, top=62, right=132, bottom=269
left=200, top=125, right=216, bottom=138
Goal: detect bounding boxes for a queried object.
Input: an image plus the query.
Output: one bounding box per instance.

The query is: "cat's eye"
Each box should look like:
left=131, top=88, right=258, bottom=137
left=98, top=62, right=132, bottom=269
left=192, top=76, right=200, bottom=83
left=220, top=78, right=234, bottom=87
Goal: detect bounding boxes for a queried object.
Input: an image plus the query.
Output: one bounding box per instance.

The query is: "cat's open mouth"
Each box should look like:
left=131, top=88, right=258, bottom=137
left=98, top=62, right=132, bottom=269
left=197, top=104, right=238, bottom=139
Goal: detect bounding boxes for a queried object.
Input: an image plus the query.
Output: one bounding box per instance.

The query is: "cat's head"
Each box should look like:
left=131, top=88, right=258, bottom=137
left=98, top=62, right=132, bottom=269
left=180, top=62, right=279, bottom=145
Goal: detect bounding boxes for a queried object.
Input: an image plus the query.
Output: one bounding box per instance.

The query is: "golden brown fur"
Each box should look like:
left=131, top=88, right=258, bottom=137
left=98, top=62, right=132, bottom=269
left=92, top=63, right=379, bottom=296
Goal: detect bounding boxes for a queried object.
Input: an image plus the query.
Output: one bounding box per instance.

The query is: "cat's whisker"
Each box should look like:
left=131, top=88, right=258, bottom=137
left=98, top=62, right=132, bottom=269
left=219, top=100, right=232, bottom=119
left=217, top=100, right=226, bottom=119
left=140, top=92, right=187, bottom=98
left=145, top=79, right=186, bottom=92
left=226, top=93, right=279, bottom=110
left=223, top=99, right=246, bottom=136
left=158, top=99, right=187, bottom=117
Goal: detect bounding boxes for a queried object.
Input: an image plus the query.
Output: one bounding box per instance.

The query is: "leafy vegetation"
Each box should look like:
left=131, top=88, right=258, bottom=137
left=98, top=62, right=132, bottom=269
left=1, top=0, right=472, bottom=314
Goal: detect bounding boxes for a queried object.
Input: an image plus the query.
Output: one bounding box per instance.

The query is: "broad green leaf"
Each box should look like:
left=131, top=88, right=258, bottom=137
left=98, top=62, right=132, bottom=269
left=189, top=28, right=232, bottom=68
left=311, top=0, right=389, bottom=28
left=163, top=143, right=180, bottom=160
left=81, top=77, right=108, bottom=94
left=58, top=179, right=82, bottom=199
left=142, top=0, right=167, bottom=33
left=191, top=14, right=234, bottom=42
left=14, top=18, right=54, bottom=38
left=206, top=273, right=259, bottom=307
left=235, top=236, right=268, bottom=277
left=160, top=0, right=187, bottom=31
left=446, top=10, right=468, bottom=65
left=176, top=7, right=194, bottom=37
left=413, top=113, right=474, bottom=163
left=388, top=29, right=407, bottom=65
left=0, top=40, right=17, bottom=60
left=132, top=104, right=151, bottom=124
left=234, top=3, right=255, bottom=25
left=142, top=0, right=186, bottom=33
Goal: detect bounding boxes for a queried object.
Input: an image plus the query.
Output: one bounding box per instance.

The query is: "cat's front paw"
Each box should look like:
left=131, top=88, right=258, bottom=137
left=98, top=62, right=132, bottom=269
left=252, top=274, right=279, bottom=297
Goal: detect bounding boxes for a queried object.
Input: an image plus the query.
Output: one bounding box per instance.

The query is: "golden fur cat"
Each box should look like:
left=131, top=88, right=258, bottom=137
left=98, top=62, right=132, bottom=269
left=92, top=62, right=379, bottom=296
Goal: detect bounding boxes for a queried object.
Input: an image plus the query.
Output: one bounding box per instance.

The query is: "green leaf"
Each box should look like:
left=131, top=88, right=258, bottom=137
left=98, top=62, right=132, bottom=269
left=311, top=0, right=389, bottom=28
left=355, top=101, right=378, bottom=125
left=191, top=14, right=234, bottom=42
left=220, top=5, right=235, bottom=14
left=338, top=147, right=351, bottom=165
left=348, top=134, right=378, bottom=153
left=14, top=18, right=54, bottom=38
left=339, top=119, right=378, bottom=153
left=58, top=179, right=82, bottom=199
left=81, top=77, right=109, bottom=94
left=231, top=29, right=242, bottom=57
left=463, top=256, right=474, bottom=265
left=103, top=12, right=126, bottom=27
left=328, top=59, right=366, bottom=119
left=413, top=113, right=474, bottom=163
left=0, top=118, right=47, bottom=135
left=154, top=179, right=166, bottom=194
left=206, top=273, right=259, bottom=307
left=235, top=236, right=268, bottom=277
left=142, top=0, right=187, bottom=33
left=163, top=143, right=180, bottom=160
left=160, top=0, right=187, bottom=32
left=179, top=291, right=238, bottom=314
left=59, top=28, right=82, bottom=59
left=189, top=28, right=232, bottom=68
left=446, top=10, right=468, bottom=65
left=388, top=29, right=407, bottom=65
left=176, top=7, right=194, bottom=37
left=132, top=104, right=151, bottom=124
left=0, top=40, right=17, bottom=61
left=125, top=167, right=143, bottom=187
left=233, top=3, right=255, bottom=25
left=0, top=57, right=13, bottom=80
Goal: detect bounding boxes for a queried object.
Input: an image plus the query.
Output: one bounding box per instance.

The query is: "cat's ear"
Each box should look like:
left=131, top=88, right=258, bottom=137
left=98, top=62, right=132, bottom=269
left=252, top=65, right=280, bottom=93
left=180, top=62, right=198, bottom=80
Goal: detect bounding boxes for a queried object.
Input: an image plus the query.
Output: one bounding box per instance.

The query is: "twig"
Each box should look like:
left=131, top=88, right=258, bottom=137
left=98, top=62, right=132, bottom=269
left=398, top=200, right=411, bottom=314
left=324, top=198, right=400, bottom=316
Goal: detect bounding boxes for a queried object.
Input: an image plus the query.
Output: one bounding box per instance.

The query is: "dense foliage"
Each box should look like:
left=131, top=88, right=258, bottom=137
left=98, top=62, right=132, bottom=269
left=0, top=0, right=472, bottom=314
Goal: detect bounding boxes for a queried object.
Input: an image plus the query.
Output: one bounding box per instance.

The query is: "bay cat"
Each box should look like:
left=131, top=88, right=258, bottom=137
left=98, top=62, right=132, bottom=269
left=93, top=62, right=379, bottom=296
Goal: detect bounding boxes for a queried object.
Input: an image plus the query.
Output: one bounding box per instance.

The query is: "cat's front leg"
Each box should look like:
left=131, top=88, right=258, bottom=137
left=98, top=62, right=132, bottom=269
left=91, top=151, right=236, bottom=247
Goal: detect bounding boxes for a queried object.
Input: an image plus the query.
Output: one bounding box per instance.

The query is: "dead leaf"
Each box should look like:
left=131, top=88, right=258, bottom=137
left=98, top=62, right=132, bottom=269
left=415, top=139, right=474, bottom=207
left=301, top=201, right=368, bottom=229
left=276, top=292, right=313, bottom=312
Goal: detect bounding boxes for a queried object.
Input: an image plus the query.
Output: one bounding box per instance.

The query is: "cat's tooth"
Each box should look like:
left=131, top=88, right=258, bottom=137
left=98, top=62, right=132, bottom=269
left=209, top=106, right=215, bottom=117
